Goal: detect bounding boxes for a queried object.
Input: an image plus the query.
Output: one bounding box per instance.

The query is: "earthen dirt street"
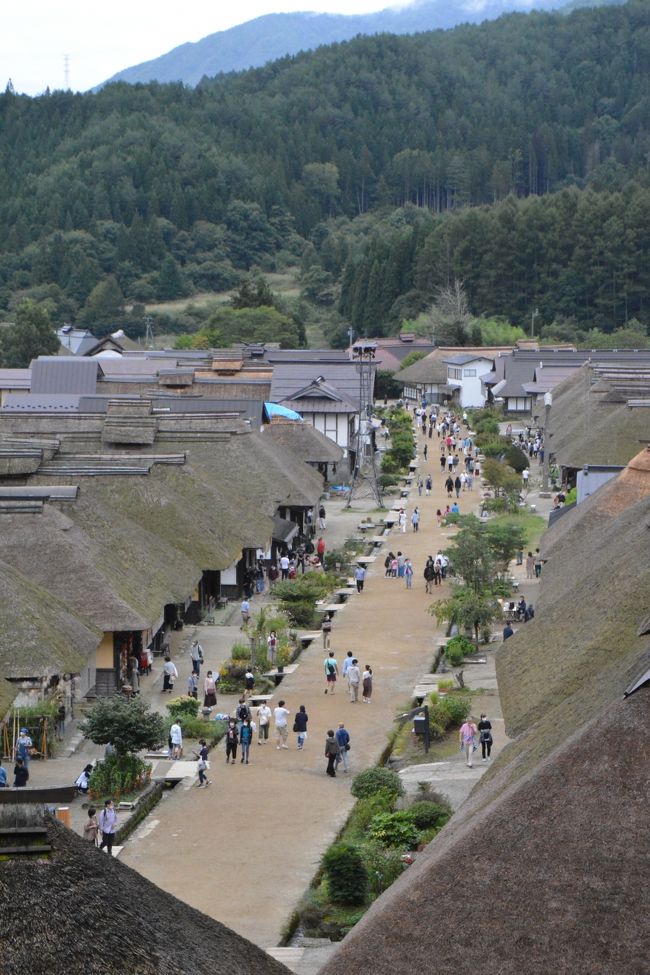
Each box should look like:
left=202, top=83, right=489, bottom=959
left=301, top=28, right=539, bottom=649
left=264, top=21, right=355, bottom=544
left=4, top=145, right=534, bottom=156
left=121, top=436, right=485, bottom=949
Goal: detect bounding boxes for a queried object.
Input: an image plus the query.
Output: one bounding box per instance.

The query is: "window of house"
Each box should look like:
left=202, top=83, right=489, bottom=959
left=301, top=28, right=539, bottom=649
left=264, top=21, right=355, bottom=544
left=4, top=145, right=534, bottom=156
left=463, top=369, right=476, bottom=377
left=449, top=367, right=462, bottom=380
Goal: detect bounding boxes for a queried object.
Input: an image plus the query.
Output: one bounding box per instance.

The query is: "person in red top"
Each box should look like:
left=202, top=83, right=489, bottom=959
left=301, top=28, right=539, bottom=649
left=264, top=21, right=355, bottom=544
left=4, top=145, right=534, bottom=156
left=316, top=537, right=326, bottom=561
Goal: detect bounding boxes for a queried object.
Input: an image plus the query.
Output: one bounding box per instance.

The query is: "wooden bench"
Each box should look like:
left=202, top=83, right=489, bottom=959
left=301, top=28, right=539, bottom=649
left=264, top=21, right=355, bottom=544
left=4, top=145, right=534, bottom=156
left=249, top=693, right=275, bottom=706
left=355, top=555, right=376, bottom=565
left=297, top=630, right=322, bottom=645
left=316, top=602, right=344, bottom=614
left=262, top=664, right=299, bottom=679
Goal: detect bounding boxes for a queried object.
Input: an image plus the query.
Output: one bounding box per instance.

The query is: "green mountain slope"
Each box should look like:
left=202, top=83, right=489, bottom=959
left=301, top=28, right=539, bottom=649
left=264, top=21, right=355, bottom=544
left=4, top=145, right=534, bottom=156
left=0, top=1, right=647, bottom=336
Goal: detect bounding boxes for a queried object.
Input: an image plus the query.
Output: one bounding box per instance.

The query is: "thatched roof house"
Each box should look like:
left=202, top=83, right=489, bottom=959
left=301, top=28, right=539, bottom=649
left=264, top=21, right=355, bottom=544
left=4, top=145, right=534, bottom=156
left=321, top=453, right=650, bottom=975
left=263, top=420, right=344, bottom=466
left=547, top=364, right=650, bottom=470
left=0, top=811, right=290, bottom=975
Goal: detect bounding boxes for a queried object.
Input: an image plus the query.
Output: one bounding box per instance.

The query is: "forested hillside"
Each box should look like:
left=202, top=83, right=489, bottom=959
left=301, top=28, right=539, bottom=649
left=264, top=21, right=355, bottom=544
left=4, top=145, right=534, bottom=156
left=0, top=1, right=648, bottom=339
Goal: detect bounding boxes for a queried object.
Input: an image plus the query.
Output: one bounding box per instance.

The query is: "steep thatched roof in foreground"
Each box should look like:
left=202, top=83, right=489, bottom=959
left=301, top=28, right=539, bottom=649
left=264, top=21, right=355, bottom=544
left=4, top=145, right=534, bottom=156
left=321, top=689, right=650, bottom=975
left=321, top=451, right=650, bottom=975
left=0, top=679, right=17, bottom=719
left=0, top=813, right=290, bottom=975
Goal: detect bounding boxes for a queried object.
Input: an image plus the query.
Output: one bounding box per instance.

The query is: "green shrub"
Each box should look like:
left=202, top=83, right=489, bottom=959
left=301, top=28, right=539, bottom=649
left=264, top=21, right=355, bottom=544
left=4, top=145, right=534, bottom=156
left=231, top=642, right=252, bottom=661
left=351, top=767, right=404, bottom=802
left=379, top=473, right=399, bottom=487
left=321, top=842, right=369, bottom=905
left=438, top=693, right=472, bottom=727
left=166, top=696, right=200, bottom=721
left=479, top=439, right=508, bottom=457
left=181, top=717, right=226, bottom=746
left=283, top=600, right=317, bottom=628
left=381, top=453, right=399, bottom=474
left=89, top=754, right=151, bottom=800
left=503, top=444, right=529, bottom=472
left=407, top=800, right=452, bottom=831
left=475, top=417, right=500, bottom=437
left=346, top=790, right=395, bottom=835
left=363, top=846, right=407, bottom=896
left=368, top=811, right=419, bottom=848
left=445, top=635, right=474, bottom=666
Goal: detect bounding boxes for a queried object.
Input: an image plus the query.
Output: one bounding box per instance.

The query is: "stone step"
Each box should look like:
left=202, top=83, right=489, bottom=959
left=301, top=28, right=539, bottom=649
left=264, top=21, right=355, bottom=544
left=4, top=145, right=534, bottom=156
left=266, top=947, right=305, bottom=971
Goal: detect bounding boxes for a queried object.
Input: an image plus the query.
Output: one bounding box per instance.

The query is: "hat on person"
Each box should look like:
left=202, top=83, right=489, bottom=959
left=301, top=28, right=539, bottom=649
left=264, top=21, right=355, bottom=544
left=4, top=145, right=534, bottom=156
left=20, top=727, right=28, bottom=733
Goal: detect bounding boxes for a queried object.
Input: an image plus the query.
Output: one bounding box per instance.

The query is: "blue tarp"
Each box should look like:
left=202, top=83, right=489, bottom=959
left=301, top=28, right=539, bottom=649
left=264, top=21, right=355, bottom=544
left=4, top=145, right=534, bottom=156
left=264, top=402, right=303, bottom=421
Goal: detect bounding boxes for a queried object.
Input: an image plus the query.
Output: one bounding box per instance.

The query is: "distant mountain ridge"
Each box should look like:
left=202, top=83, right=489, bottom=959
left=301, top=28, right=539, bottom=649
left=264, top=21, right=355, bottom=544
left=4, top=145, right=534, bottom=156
left=99, top=0, right=622, bottom=89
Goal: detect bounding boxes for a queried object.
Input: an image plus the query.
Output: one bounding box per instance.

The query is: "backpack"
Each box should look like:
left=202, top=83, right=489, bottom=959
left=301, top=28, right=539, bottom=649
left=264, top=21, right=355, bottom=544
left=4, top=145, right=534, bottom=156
left=327, top=660, right=336, bottom=675
left=237, top=704, right=250, bottom=722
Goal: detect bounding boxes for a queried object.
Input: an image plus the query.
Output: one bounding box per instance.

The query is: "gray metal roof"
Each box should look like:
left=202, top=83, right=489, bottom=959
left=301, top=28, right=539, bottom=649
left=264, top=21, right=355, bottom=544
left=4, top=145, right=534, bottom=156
left=0, top=369, right=31, bottom=389
left=443, top=353, right=493, bottom=366
left=1, top=394, right=82, bottom=412
left=270, top=362, right=370, bottom=410
left=31, top=357, right=100, bottom=394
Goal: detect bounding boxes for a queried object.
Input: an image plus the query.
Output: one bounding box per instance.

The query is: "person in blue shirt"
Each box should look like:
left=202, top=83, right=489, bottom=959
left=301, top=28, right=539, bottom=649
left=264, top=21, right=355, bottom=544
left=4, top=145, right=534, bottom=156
left=451, top=502, right=460, bottom=514
left=335, top=723, right=351, bottom=773
left=0, top=760, right=7, bottom=787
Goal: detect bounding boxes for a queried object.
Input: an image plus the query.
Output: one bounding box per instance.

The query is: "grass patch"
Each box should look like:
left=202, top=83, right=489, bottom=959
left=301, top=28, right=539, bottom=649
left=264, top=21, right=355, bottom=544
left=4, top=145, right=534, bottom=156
left=489, top=511, right=546, bottom=550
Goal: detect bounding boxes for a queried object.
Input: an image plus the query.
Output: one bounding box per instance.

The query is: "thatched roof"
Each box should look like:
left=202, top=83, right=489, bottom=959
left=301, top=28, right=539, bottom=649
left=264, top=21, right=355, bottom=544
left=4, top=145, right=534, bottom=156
left=263, top=421, right=344, bottom=464
left=0, top=560, right=99, bottom=679
left=394, top=346, right=511, bottom=385
left=321, top=689, right=650, bottom=975
left=321, top=449, right=650, bottom=975
left=0, top=812, right=290, bottom=975
left=0, top=678, right=17, bottom=719
left=547, top=365, right=650, bottom=468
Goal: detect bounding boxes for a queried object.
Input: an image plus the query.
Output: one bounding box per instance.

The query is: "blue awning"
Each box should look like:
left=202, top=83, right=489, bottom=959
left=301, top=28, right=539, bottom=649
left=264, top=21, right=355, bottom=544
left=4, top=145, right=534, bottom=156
left=264, top=402, right=303, bottom=421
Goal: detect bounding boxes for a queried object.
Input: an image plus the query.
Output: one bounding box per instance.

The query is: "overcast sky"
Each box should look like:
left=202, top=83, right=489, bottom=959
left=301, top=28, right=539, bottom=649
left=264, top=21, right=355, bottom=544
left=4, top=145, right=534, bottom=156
left=3, top=0, right=423, bottom=96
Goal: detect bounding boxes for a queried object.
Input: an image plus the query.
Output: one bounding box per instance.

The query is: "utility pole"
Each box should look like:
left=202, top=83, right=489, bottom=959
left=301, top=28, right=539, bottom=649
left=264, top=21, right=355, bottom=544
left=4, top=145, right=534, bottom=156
left=542, top=391, right=552, bottom=491
left=345, top=342, right=382, bottom=508
left=530, top=307, right=539, bottom=339
left=144, top=316, right=155, bottom=350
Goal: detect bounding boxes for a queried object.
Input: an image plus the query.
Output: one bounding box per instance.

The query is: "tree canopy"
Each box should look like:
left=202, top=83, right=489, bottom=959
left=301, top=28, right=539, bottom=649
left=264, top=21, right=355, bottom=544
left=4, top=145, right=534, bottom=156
left=0, top=299, right=59, bottom=366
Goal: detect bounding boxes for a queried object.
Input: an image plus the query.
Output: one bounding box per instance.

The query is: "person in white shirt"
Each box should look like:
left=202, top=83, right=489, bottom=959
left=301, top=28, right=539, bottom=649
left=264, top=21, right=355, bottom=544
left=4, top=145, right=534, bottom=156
left=170, top=720, right=183, bottom=760
left=257, top=703, right=272, bottom=744
left=348, top=659, right=361, bottom=703
left=274, top=700, right=290, bottom=748
left=280, top=554, right=290, bottom=580
left=162, top=657, right=178, bottom=693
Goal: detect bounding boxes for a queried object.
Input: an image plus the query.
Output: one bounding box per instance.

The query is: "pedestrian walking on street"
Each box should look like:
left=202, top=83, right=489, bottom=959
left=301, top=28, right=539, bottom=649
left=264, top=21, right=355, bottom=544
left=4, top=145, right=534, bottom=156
left=335, top=723, right=350, bottom=773
left=405, top=559, right=414, bottom=589
left=15, top=728, right=32, bottom=769
left=526, top=551, right=535, bottom=579
left=319, top=504, right=327, bottom=530
left=355, top=565, right=366, bottom=593
left=478, top=714, right=493, bottom=761
left=257, top=702, right=271, bottom=744
left=417, top=476, right=423, bottom=496
left=411, top=507, right=420, bottom=532
left=240, top=598, right=251, bottom=629
left=398, top=509, right=406, bottom=533
left=426, top=474, right=433, bottom=494
left=98, top=799, right=118, bottom=855
left=225, top=720, right=239, bottom=764
left=240, top=718, right=253, bottom=764
left=274, top=700, right=290, bottom=748
left=424, top=557, right=435, bottom=594
left=322, top=613, right=333, bottom=648
left=325, top=730, right=340, bottom=777
left=454, top=475, right=462, bottom=498
left=348, top=659, right=361, bottom=703
left=342, top=651, right=354, bottom=689
left=244, top=667, right=255, bottom=699
left=459, top=717, right=478, bottom=768
left=423, top=443, right=428, bottom=461
left=190, top=640, right=204, bottom=676
left=317, top=537, right=326, bottom=562
left=186, top=672, right=198, bottom=699
left=294, top=705, right=309, bottom=749
left=384, top=552, right=394, bottom=577
left=204, top=671, right=218, bottom=708
left=170, top=719, right=183, bottom=760
left=445, top=476, right=454, bottom=498
left=162, top=657, right=178, bottom=693
left=362, top=666, right=373, bottom=703
left=324, top=651, right=338, bottom=694
left=196, top=740, right=211, bottom=786
left=84, top=807, right=99, bottom=845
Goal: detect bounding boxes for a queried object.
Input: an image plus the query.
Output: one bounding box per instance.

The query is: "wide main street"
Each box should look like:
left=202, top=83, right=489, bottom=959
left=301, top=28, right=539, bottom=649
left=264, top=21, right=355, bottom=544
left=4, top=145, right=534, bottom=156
left=118, top=428, right=499, bottom=950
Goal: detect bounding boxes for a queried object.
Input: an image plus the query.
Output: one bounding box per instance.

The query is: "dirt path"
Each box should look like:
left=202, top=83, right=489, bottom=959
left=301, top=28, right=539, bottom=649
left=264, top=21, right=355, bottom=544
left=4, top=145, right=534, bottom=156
left=120, top=428, right=483, bottom=949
